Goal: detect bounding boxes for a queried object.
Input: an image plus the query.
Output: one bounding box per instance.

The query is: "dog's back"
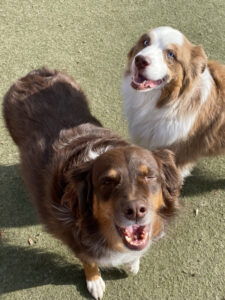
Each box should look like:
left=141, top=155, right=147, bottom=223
left=3, top=68, right=101, bottom=153
left=3, top=68, right=101, bottom=204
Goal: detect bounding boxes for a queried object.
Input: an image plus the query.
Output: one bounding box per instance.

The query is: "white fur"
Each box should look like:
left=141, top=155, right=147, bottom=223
left=133, top=44, right=168, bottom=82
left=88, top=149, right=100, bottom=160
left=151, top=26, right=184, bottom=47
left=84, top=146, right=112, bottom=162
left=132, top=26, right=184, bottom=82
left=122, top=68, right=212, bottom=150
left=199, top=67, right=213, bottom=105
left=86, top=277, right=105, bottom=300
left=180, top=166, right=193, bottom=179
left=95, top=242, right=151, bottom=268
left=126, top=258, right=140, bottom=274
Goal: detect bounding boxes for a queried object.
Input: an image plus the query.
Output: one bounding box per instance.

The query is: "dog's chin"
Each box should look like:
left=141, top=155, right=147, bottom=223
left=130, top=72, right=167, bottom=92
left=115, top=224, right=150, bottom=251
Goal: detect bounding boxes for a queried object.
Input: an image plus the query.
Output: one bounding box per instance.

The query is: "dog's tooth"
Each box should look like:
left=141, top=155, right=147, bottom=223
left=125, top=236, right=132, bottom=242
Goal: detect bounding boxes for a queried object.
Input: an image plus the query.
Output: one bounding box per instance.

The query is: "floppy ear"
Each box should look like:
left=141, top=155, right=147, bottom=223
left=181, top=44, right=207, bottom=93
left=190, top=45, right=207, bottom=78
left=153, top=149, right=182, bottom=219
left=125, top=45, right=136, bottom=74
left=61, top=161, right=94, bottom=216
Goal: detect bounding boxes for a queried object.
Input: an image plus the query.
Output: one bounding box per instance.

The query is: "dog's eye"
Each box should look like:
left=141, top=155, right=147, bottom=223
left=101, top=176, right=120, bottom=187
left=144, top=175, right=157, bottom=181
left=102, top=178, right=113, bottom=185
left=143, top=39, right=150, bottom=47
left=167, top=50, right=175, bottom=59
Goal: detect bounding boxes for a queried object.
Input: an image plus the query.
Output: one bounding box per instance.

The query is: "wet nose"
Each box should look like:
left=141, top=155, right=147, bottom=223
left=124, top=200, right=147, bottom=221
left=135, top=55, right=151, bottom=69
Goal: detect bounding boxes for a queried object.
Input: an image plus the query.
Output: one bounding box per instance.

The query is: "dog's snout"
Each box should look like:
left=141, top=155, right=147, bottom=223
left=135, top=55, right=151, bottom=69
left=124, top=200, right=147, bottom=221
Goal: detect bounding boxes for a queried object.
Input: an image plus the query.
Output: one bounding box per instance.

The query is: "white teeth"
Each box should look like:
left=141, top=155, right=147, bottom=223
left=125, top=236, right=132, bottom=242
left=124, top=232, right=149, bottom=246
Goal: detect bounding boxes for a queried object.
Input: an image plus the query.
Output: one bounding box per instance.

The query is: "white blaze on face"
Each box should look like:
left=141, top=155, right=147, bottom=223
left=132, top=26, right=184, bottom=81
left=151, top=26, right=184, bottom=48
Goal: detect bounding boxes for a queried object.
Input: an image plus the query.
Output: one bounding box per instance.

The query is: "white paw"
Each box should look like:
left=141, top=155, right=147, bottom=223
left=86, top=277, right=106, bottom=299
left=127, top=258, right=140, bottom=275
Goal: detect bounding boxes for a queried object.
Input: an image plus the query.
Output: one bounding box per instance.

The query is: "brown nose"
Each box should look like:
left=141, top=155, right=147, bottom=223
left=135, top=55, right=151, bottom=69
left=124, top=201, right=147, bottom=221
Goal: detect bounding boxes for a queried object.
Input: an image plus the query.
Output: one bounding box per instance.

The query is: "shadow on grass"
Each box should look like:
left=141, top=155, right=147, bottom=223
left=0, top=164, right=38, bottom=228
left=182, top=167, right=225, bottom=197
left=0, top=243, right=127, bottom=297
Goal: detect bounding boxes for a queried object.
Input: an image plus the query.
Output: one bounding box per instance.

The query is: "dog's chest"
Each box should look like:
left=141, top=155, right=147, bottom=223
left=122, top=77, right=196, bottom=149
left=95, top=245, right=150, bottom=267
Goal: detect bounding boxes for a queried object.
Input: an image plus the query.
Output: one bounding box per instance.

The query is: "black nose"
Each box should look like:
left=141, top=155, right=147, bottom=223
left=124, top=201, right=147, bottom=221
left=135, top=55, right=151, bottom=69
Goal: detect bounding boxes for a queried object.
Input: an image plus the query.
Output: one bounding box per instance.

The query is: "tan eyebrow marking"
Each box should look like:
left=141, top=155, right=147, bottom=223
left=138, top=164, right=149, bottom=174
left=106, top=169, right=118, bottom=178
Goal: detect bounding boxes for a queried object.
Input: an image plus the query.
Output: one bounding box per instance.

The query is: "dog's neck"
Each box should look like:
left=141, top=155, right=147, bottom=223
left=122, top=68, right=213, bottom=149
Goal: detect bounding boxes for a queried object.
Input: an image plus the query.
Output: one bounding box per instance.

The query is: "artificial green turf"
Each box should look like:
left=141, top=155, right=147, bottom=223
left=0, top=1, right=224, bottom=299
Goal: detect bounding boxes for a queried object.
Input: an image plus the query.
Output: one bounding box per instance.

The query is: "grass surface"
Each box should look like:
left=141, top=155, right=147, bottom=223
left=0, top=1, right=225, bottom=299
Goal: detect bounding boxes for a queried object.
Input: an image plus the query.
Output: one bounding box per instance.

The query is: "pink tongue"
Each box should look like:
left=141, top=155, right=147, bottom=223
left=145, top=79, right=162, bottom=88
left=133, top=73, right=162, bottom=89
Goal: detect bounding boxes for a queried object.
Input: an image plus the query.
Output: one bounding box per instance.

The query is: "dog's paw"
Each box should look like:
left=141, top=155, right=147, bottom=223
left=86, top=276, right=106, bottom=299
left=126, top=258, right=140, bottom=275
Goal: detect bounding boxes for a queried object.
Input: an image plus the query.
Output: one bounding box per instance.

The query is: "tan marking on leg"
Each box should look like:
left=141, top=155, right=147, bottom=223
left=83, top=262, right=100, bottom=282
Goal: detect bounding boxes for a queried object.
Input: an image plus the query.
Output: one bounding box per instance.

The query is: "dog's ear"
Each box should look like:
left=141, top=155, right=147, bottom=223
left=190, top=45, right=207, bottom=77
left=125, top=45, right=136, bottom=74
left=61, top=161, right=94, bottom=216
left=182, top=44, right=207, bottom=92
left=153, top=149, right=182, bottom=219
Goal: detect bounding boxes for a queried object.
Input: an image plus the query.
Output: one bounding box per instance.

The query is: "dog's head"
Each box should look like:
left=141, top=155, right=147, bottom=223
left=59, top=146, right=182, bottom=252
left=125, top=26, right=207, bottom=106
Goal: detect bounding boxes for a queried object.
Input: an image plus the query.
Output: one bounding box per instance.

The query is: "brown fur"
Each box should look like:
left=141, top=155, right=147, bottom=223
left=169, top=59, right=225, bottom=170
left=125, top=29, right=225, bottom=173
left=3, top=68, right=182, bottom=296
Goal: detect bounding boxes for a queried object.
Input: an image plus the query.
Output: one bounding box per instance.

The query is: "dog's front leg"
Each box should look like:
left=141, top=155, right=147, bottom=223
left=83, top=262, right=105, bottom=299
left=126, top=258, right=140, bottom=274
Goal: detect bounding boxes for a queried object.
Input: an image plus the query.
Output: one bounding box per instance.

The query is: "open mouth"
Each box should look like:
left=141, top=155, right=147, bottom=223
left=116, top=224, right=150, bottom=250
left=131, top=72, right=163, bottom=91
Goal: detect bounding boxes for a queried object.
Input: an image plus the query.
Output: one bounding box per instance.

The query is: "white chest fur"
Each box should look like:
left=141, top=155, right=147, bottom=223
left=122, top=69, right=212, bottom=150
left=95, top=242, right=151, bottom=267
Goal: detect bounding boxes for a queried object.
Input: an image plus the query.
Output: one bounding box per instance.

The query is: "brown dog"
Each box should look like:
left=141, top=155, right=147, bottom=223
left=122, top=26, right=225, bottom=178
left=3, top=68, right=182, bottom=299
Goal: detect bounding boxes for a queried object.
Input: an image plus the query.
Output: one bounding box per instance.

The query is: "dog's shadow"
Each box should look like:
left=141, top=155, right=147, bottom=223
left=182, top=167, right=225, bottom=197
left=0, top=243, right=127, bottom=297
left=0, top=164, right=38, bottom=228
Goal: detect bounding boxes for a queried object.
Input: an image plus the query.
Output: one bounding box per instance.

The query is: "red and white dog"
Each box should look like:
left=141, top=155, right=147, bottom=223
left=122, top=26, right=225, bottom=177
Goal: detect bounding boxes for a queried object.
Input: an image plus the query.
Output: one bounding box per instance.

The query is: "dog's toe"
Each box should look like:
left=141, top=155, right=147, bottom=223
left=127, top=258, right=140, bottom=275
left=86, top=277, right=106, bottom=299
